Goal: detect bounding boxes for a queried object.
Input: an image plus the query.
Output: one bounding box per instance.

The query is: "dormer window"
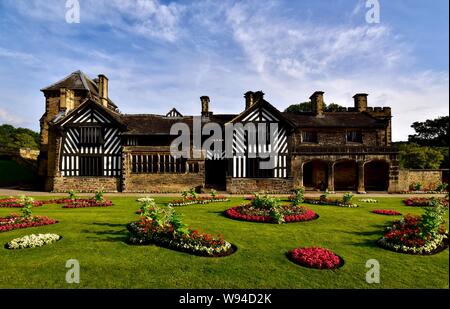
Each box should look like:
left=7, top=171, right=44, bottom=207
left=346, top=131, right=363, bottom=143
left=79, top=126, right=104, bottom=145
left=301, top=131, right=318, bottom=143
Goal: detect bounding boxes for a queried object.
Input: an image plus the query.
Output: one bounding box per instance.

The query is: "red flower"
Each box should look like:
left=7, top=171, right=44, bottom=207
left=289, top=247, right=341, bottom=269
left=372, top=209, right=402, bottom=216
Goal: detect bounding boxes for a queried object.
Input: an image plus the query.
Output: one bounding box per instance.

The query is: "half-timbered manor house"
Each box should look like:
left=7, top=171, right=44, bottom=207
left=38, top=71, right=399, bottom=193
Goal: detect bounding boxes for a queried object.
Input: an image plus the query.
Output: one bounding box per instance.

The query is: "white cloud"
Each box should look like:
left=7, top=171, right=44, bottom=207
left=0, top=47, right=39, bottom=64
left=0, top=107, right=27, bottom=127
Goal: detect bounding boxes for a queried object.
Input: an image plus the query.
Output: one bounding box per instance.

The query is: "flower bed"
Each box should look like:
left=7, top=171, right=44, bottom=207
left=0, top=214, right=58, bottom=233
left=377, top=214, right=448, bottom=255
left=0, top=198, right=44, bottom=208
left=5, top=233, right=61, bottom=249
left=403, top=197, right=448, bottom=207
left=127, top=218, right=234, bottom=257
left=167, top=196, right=230, bottom=207
left=359, top=198, right=378, bottom=203
left=62, top=200, right=113, bottom=208
left=372, top=209, right=402, bottom=216
left=303, top=197, right=358, bottom=208
left=287, top=247, right=344, bottom=269
left=225, top=205, right=318, bottom=223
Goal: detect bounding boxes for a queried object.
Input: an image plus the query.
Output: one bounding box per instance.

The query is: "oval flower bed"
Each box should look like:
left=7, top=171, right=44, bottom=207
left=403, top=197, right=449, bottom=208
left=62, top=200, right=113, bottom=208
left=377, top=214, right=448, bottom=255
left=225, top=205, right=318, bottom=223
left=372, top=209, right=402, bottom=216
left=127, top=218, right=234, bottom=257
left=0, top=198, right=44, bottom=208
left=0, top=214, right=58, bottom=233
left=287, top=247, right=344, bottom=270
left=5, top=233, right=61, bottom=249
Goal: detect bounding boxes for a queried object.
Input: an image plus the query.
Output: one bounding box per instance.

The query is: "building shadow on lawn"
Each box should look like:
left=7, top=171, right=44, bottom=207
left=340, top=225, right=385, bottom=248
left=81, top=222, right=129, bottom=243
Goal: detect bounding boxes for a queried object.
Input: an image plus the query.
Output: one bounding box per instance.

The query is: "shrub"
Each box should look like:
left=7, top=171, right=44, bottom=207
left=251, top=194, right=280, bottom=210
left=419, top=198, right=447, bottom=238
left=94, top=189, right=105, bottom=202
left=20, top=196, right=34, bottom=218
left=436, top=183, right=448, bottom=192
left=291, top=187, right=305, bottom=206
left=68, top=190, right=78, bottom=200
left=210, top=189, right=217, bottom=198
left=342, top=192, right=354, bottom=204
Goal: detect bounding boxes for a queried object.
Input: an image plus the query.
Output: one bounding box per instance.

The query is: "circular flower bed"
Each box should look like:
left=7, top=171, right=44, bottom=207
left=287, top=247, right=344, bottom=269
left=377, top=214, right=448, bottom=255
left=5, top=233, right=61, bottom=249
left=0, top=214, right=58, bottom=233
left=372, top=209, right=402, bottom=216
left=127, top=218, right=235, bottom=257
left=225, top=205, right=318, bottom=223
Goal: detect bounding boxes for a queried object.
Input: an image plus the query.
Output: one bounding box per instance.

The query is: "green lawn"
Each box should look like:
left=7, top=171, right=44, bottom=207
left=0, top=196, right=448, bottom=288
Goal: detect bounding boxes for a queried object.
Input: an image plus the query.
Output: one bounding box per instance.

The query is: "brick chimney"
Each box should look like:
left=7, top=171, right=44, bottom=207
left=353, top=93, right=368, bottom=112
left=98, top=74, right=108, bottom=107
left=59, top=88, right=75, bottom=111
left=310, top=91, right=325, bottom=116
left=200, top=96, right=211, bottom=116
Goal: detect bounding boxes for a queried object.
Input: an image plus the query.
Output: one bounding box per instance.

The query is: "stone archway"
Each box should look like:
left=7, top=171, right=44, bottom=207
left=302, top=160, right=328, bottom=190
left=334, top=159, right=357, bottom=190
left=364, top=160, right=389, bottom=191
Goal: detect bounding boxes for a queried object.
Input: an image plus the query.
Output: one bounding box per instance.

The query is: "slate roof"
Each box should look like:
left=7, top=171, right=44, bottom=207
left=41, top=70, right=118, bottom=108
left=282, top=112, right=387, bottom=128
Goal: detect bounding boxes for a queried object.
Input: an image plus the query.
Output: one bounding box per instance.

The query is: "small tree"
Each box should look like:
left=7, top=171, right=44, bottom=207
left=419, top=198, right=447, bottom=239
left=291, top=187, right=305, bottom=206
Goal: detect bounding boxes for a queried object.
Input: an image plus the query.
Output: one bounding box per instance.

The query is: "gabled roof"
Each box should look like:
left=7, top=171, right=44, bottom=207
left=51, top=98, right=124, bottom=128
left=165, top=108, right=183, bottom=117
left=228, top=98, right=296, bottom=129
left=41, top=70, right=118, bottom=108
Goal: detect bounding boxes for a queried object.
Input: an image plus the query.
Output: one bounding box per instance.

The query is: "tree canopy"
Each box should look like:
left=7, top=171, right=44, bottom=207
left=284, top=101, right=346, bottom=113
left=408, top=116, right=448, bottom=147
left=0, top=124, right=39, bottom=150
left=396, top=142, right=445, bottom=169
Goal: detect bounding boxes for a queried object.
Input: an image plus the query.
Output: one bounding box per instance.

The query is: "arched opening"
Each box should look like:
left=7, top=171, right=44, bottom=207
left=364, top=160, right=389, bottom=191
left=303, top=160, right=328, bottom=190
left=334, top=160, right=357, bottom=190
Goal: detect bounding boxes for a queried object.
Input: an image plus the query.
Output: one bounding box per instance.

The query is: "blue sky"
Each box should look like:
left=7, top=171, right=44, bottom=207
left=0, top=0, right=448, bottom=141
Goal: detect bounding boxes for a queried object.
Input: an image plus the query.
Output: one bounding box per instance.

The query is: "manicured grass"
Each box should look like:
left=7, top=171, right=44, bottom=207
left=0, top=196, right=448, bottom=288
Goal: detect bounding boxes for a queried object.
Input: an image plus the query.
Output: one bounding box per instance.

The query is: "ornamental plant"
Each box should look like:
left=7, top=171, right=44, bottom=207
left=20, top=196, right=34, bottom=219
left=94, top=189, right=105, bottom=202
left=68, top=190, right=78, bottom=200
left=251, top=194, right=280, bottom=210
left=418, top=198, right=447, bottom=239
left=210, top=189, right=217, bottom=198
left=320, top=190, right=329, bottom=201
left=291, top=187, right=305, bottom=206
left=436, top=183, right=448, bottom=192
left=342, top=192, right=354, bottom=204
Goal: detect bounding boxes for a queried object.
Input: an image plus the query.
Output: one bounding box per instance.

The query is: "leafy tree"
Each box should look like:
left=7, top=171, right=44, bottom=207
left=284, top=101, right=345, bottom=113
left=408, top=116, right=449, bottom=147
left=398, top=143, right=444, bottom=169
left=0, top=124, right=39, bottom=150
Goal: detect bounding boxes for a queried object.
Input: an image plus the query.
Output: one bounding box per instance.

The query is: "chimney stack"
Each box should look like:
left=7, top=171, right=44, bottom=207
left=310, top=91, right=325, bottom=116
left=244, top=91, right=254, bottom=109
left=98, top=74, right=109, bottom=108
left=353, top=93, right=368, bottom=112
left=253, top=90, right=264, bottom=103
left=59, top=88, right=75, bottom=111
left=200, top=96, right=211, bottom=116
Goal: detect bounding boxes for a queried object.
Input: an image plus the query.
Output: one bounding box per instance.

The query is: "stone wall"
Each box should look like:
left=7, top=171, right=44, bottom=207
left=398, top=169, right=448, bottom=191
left=123, top=173, right=204, bottom=193
left=51, top=176, right=120, bottom=192
left=226, top=177, right=293, bottom=194
left=291, top=128, right=386, bottom=147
